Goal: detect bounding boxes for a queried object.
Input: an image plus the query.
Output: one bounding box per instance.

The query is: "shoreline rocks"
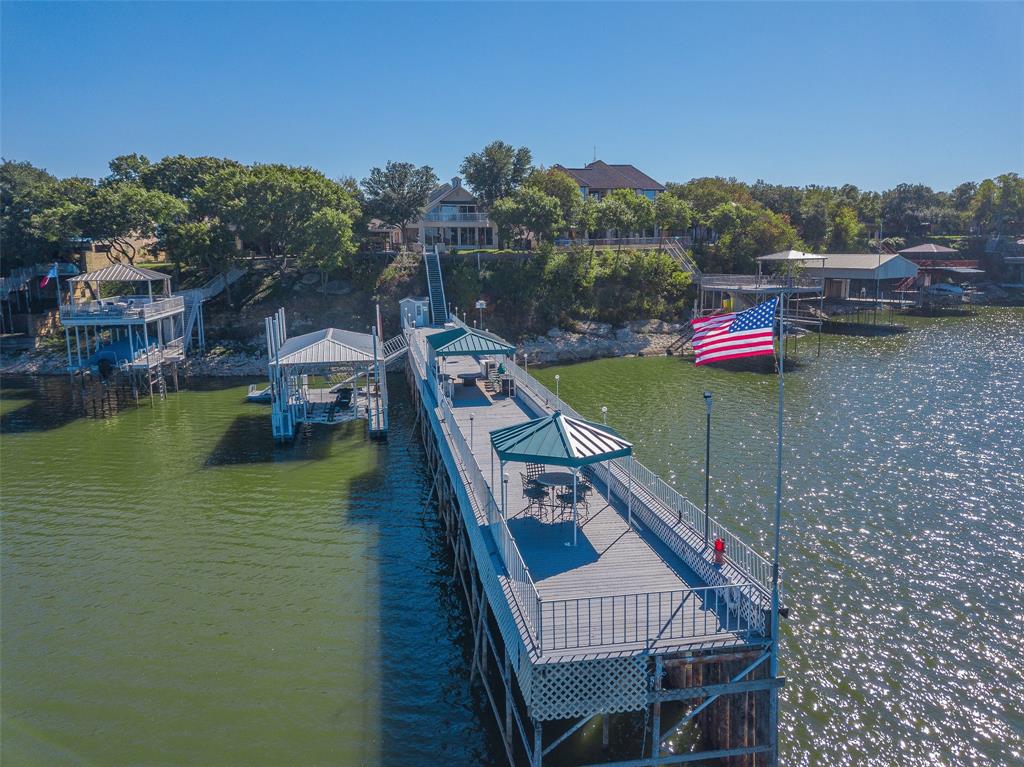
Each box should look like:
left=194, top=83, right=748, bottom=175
left=522, top=322, right=691, bottom=366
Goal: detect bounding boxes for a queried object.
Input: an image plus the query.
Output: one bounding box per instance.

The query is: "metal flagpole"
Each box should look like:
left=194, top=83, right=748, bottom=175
left=768, top=291, right=785, bottom=767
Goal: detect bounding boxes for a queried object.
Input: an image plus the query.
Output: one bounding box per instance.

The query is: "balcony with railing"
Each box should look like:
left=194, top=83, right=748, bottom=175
left=422, top=210, right=492, bottom=223
left=60, top=295, right=185, bottom=323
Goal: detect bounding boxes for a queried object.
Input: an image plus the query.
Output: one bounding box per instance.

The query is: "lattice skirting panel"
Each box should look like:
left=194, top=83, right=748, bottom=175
left=521, top=655, right=648, bottom=721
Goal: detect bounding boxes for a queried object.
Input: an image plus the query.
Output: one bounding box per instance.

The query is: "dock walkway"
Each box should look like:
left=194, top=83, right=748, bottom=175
left=408, top=326, right=773, bottom=664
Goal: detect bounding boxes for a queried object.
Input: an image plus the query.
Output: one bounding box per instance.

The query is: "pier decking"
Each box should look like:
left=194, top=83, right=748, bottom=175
left=436, top=352, right=755, bottom=659
left=405, top=311, right=782, bottom=765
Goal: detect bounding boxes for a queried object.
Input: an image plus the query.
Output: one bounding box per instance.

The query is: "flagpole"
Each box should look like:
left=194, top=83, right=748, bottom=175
left=768, top=289, right=785, bottom=766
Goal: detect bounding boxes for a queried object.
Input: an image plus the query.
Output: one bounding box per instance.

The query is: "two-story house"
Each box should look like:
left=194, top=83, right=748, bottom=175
left=551, top=160, right=666, bottom=238
left=410, top=177, right=497, bottom=253
left=552, top=160, right=666, bottom=203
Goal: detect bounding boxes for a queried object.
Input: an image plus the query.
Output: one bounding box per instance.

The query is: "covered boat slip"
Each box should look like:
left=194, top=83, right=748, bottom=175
left=408, top=324, right=774, bottom=663
left=264, top=308, right=407, bottom=440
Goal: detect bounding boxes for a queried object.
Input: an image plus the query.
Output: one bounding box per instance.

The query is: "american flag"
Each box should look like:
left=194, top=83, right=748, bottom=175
left=691, top=297, right=778, bottom=366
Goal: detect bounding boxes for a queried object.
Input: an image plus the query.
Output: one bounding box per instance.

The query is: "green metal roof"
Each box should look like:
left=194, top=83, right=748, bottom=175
left=490, top=411, right=632, bottom=468
left=427, top=327, right=516, bottom=357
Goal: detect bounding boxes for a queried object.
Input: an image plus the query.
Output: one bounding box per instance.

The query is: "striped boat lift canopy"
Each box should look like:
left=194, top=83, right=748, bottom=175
left=490, top=411, right=632, bottom=468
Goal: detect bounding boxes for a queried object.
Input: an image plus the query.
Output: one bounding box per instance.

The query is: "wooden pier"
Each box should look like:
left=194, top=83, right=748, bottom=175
left=404, top=318, right=784, bottom=766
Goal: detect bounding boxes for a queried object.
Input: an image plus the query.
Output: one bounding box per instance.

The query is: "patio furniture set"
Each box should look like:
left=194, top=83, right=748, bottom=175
left=519, top=462, right=595, bottom=523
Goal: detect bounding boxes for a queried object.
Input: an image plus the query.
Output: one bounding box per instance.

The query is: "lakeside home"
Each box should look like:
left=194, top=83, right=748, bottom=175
left=553, top=160, right=666, bottom=239
left=410, top=177, right=498, bottom=253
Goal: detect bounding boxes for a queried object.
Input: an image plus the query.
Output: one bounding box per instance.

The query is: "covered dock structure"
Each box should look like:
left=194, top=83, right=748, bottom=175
left=700, top=251, right=825, bottom=343
left=60, top=263, right=190, bottom=398
left=263, top=308, right=407, bottom=440
left=405, top=313, right=785, bottom=765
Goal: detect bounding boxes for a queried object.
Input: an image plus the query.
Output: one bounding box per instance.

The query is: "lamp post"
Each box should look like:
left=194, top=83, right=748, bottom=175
left=502, top=472, right=509, bottom=520
left=523, top=351, right=528, bottom=378
left=703, top=391, right=712, bottom=538
left=601, top=405, right=608, bottom=425
left=476, top=299, right=486, bottom=328
left=555, top=374, right=560, bottom=411
left=470, top=413, right=475, bottom=449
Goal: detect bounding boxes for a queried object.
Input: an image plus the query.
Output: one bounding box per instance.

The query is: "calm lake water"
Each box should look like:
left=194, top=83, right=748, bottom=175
left=2, top=307, right=1022, bottom=766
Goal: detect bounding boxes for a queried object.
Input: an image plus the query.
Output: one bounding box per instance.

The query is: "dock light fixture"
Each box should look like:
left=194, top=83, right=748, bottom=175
left=703, top=391, right=713, bottom=538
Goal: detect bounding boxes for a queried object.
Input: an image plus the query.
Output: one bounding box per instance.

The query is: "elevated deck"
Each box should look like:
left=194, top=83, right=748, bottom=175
left=408, top=326, right=775, bottom=665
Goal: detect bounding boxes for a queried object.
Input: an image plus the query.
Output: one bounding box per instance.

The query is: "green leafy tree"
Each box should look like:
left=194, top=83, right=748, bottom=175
left=604, top=189, right=654, bottom=241
left=161, top=219, right=239, bottom=304
left=829, top=205, right=864, bottom=251
left=595, top=196, right=634, bottom=247
left=199, top=164, right=360, bottom=260
left=665, top=177, right=753, bottom=217
left=490, top=187, right=564, bottom=246
left=142, top=155, right=244, bottom=201
left=299, top=207, right=357, bottom=294
left=459, top=141, right=533, bottom=208
left=799, top=189, right=832, bottom=249
left=1, top=160, right=61, bottom=268
left=105, top=153, right=151, bottom=185
left=526, top=168, right=580, bottom=224
left=704, top=203, right=802, bottom=273
left=655, top=192, right=693, bottom=243
left=361, top=161, right=438, bottom=233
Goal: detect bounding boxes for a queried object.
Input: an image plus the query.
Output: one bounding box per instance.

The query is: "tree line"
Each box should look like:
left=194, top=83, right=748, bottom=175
left=3, top=145, right=1021, bottom=286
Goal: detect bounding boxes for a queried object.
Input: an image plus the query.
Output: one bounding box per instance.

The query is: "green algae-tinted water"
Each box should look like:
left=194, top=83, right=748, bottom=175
left=0, top=379, right=493, bottom=766
left=2, top=308, right=1022, bottom=766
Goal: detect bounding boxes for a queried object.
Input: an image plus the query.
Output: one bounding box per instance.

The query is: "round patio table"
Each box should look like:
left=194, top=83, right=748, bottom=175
left=535, top=471, right=575, bottom=488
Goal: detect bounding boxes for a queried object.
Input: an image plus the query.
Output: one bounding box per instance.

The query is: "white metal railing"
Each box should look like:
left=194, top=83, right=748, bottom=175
left=437, top=391, right=543, bottom=645
left=541, top=583, right=761, bottom=652
left=700, top=273, right=824, bottom=291
left=407, top=326, right=774, bottom=654
left=61, top=295, right=185, bottom=320
left=423, top=211, right=491, bottom=223
left=504, top=356, right=777, bottom=599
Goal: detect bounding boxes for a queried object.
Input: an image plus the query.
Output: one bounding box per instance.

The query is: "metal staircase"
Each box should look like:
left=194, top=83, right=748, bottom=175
left=381, top=333, right=409, bottom=370
left=423, top=247, right=448, bottom=325
left=664, top=238, right=702, bottom=278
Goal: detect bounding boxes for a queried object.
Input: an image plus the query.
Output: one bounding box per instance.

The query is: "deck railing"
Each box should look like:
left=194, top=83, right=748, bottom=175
left=540, top=583, right=760, bottom=652
left=408, top=327, right=772, bottom=654
left=504, top=357, right=777, bottom=599
left=437, top=391, right=543, bottom=645
left=700, top=273, right=824, bottom=291
left=61, top=295, right=185, bottom=321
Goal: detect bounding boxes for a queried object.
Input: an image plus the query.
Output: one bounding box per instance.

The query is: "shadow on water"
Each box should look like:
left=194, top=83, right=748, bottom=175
left=684, top=355, right=812, bottom=374
left=203, top=413, right=362, bottom=466
left=0, top=374, right=126, bottom=434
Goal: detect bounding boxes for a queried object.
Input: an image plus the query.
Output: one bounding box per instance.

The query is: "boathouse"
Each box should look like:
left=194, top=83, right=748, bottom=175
left=59, top=263, right=196, bottom=397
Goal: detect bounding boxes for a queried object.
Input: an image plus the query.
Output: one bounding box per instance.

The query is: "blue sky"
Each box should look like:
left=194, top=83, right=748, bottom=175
left=2, top=2, right=1021, bottom=191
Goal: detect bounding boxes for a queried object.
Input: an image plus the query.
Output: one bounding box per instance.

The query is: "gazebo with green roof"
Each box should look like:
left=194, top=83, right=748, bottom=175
left=490, top=410, right=633, bottom=546
left=427, top=326, right=516, bottom=398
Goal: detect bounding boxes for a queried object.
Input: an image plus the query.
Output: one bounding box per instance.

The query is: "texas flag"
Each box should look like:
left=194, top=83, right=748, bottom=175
left=39, top=264, right=58, bottom=288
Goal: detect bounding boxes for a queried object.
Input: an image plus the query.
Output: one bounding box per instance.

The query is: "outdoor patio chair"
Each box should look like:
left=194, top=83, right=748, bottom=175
left=522, top=484, right=549, bottom=516
left=525, top=463, right=545, bottom=483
